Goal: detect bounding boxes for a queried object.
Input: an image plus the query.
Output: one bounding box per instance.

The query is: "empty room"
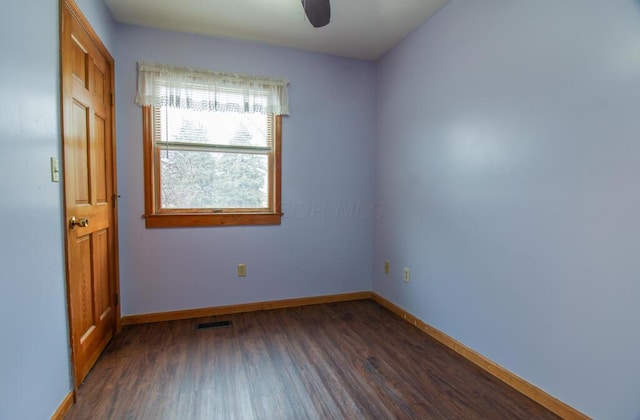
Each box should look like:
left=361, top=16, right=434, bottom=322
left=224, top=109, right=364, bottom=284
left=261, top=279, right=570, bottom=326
left=1, top=0, right=639, bottom=419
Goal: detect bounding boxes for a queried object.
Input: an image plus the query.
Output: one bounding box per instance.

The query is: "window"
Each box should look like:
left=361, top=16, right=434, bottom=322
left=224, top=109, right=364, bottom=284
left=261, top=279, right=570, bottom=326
left=136, top=62, right=289, bottom=228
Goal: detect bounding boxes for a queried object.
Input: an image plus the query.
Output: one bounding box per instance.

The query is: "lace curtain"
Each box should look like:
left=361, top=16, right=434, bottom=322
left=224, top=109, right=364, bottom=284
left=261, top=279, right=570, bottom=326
left=135, top=62, right=290, bottom=116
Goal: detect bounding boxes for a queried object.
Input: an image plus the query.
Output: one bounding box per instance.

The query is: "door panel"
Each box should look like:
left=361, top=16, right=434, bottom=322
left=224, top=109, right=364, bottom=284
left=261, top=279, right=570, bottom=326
left=94, top=229, right=111, bottom=320
left=71, top=39, right=88, bottom=86
left=94, top=115, right=107, bottom=202
left=62, top=1, right=119, bottom=386
left=93, top=64, right=105, bottom=102
left=73, top=235, right=93, bottom=337
left=71, top=100, right=90, bottom=204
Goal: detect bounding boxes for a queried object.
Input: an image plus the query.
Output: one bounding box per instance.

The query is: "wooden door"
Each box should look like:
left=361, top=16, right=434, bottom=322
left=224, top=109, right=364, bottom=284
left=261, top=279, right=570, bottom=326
left=61, top=0, right=120, bottom=386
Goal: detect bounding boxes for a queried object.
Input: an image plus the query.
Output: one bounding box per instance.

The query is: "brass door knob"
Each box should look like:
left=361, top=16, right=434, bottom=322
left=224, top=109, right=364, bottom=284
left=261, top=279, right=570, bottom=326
left=69, top=216, right=89, bottom=229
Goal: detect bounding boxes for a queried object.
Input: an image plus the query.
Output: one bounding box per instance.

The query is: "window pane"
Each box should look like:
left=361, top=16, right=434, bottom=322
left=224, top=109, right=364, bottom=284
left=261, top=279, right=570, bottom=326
left=159, top=150, right=268, bottom=209
left=160, top=107, right=270, bottom=148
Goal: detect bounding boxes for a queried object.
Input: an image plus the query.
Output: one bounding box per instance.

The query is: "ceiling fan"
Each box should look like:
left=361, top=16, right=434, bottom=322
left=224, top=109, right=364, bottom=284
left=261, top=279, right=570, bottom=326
left=301, top=0, right=331, bottom=28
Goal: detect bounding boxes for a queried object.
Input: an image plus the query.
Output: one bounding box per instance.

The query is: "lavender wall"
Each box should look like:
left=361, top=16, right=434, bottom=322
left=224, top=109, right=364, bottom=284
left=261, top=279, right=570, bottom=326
left=374, top=1, right=640, bottom=418
left=0, top=1, right=69, bottom=418
left=75, top=0, right=117, bottom=51
left=0, top=1, right=116, bottom=417
left=115, top=25, right=376, bottom=316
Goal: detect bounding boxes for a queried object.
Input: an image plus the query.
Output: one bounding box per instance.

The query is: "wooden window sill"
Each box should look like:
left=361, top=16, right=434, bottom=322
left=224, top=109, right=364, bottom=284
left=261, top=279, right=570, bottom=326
left=144, top=212, right=282, bottom=228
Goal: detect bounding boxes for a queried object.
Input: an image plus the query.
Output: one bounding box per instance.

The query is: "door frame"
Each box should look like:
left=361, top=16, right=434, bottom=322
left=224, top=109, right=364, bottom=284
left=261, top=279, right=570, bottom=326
left=59, top=0, right=121, bottom=390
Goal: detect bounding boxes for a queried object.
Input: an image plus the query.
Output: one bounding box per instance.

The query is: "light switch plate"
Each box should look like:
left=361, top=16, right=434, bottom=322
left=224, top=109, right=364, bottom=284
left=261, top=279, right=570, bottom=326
left=50, top=157, right=60, bottom=182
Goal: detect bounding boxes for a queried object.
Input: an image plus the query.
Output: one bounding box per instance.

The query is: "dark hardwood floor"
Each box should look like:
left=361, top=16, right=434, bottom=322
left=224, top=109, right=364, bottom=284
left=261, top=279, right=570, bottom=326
left=65, top=300, right=559, bottom=419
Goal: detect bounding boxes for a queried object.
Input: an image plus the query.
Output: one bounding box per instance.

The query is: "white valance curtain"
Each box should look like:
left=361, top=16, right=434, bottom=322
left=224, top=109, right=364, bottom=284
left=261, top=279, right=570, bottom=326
left=135, top=62, right=290, bottom=116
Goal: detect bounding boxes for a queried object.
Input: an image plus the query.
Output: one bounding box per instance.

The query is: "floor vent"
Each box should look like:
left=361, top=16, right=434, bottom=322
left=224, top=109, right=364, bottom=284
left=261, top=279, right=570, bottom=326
left=197, top=320, right=232, bottom=330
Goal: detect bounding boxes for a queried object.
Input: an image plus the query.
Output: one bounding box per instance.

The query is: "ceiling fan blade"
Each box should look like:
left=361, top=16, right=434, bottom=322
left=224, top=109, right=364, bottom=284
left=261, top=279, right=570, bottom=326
left=302, top=0, right=331, bottom=28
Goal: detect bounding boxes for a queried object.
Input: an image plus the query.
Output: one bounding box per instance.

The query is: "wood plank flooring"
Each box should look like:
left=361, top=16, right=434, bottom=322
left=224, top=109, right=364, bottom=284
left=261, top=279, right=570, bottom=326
left=65, top=300, right=559, bottom=419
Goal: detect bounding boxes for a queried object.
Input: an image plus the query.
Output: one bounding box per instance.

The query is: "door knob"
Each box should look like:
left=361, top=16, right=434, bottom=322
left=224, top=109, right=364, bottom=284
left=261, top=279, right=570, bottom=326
left=69, top=216, right=89, bottom=229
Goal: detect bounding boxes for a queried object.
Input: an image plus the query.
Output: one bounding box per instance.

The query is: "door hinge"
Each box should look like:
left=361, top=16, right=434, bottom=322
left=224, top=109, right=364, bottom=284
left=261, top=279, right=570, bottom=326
left=114, top=293, right=119, bottom=306
left=112, top=193, right=121, bottom=207
left=110, top=93, right=114, bottom=106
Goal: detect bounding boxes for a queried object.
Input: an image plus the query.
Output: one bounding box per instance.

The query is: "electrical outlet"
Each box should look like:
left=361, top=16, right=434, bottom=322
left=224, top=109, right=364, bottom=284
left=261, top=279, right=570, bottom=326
left=403, top=267, right=410, bottom=283
left=384, top=260, right=390, bottom=275
left=237, top=264, right=246, bottom=277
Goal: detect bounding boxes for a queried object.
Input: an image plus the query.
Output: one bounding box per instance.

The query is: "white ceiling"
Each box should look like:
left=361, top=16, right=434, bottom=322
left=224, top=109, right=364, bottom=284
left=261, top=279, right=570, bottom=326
left=104, top=0, right=450, bottom=61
